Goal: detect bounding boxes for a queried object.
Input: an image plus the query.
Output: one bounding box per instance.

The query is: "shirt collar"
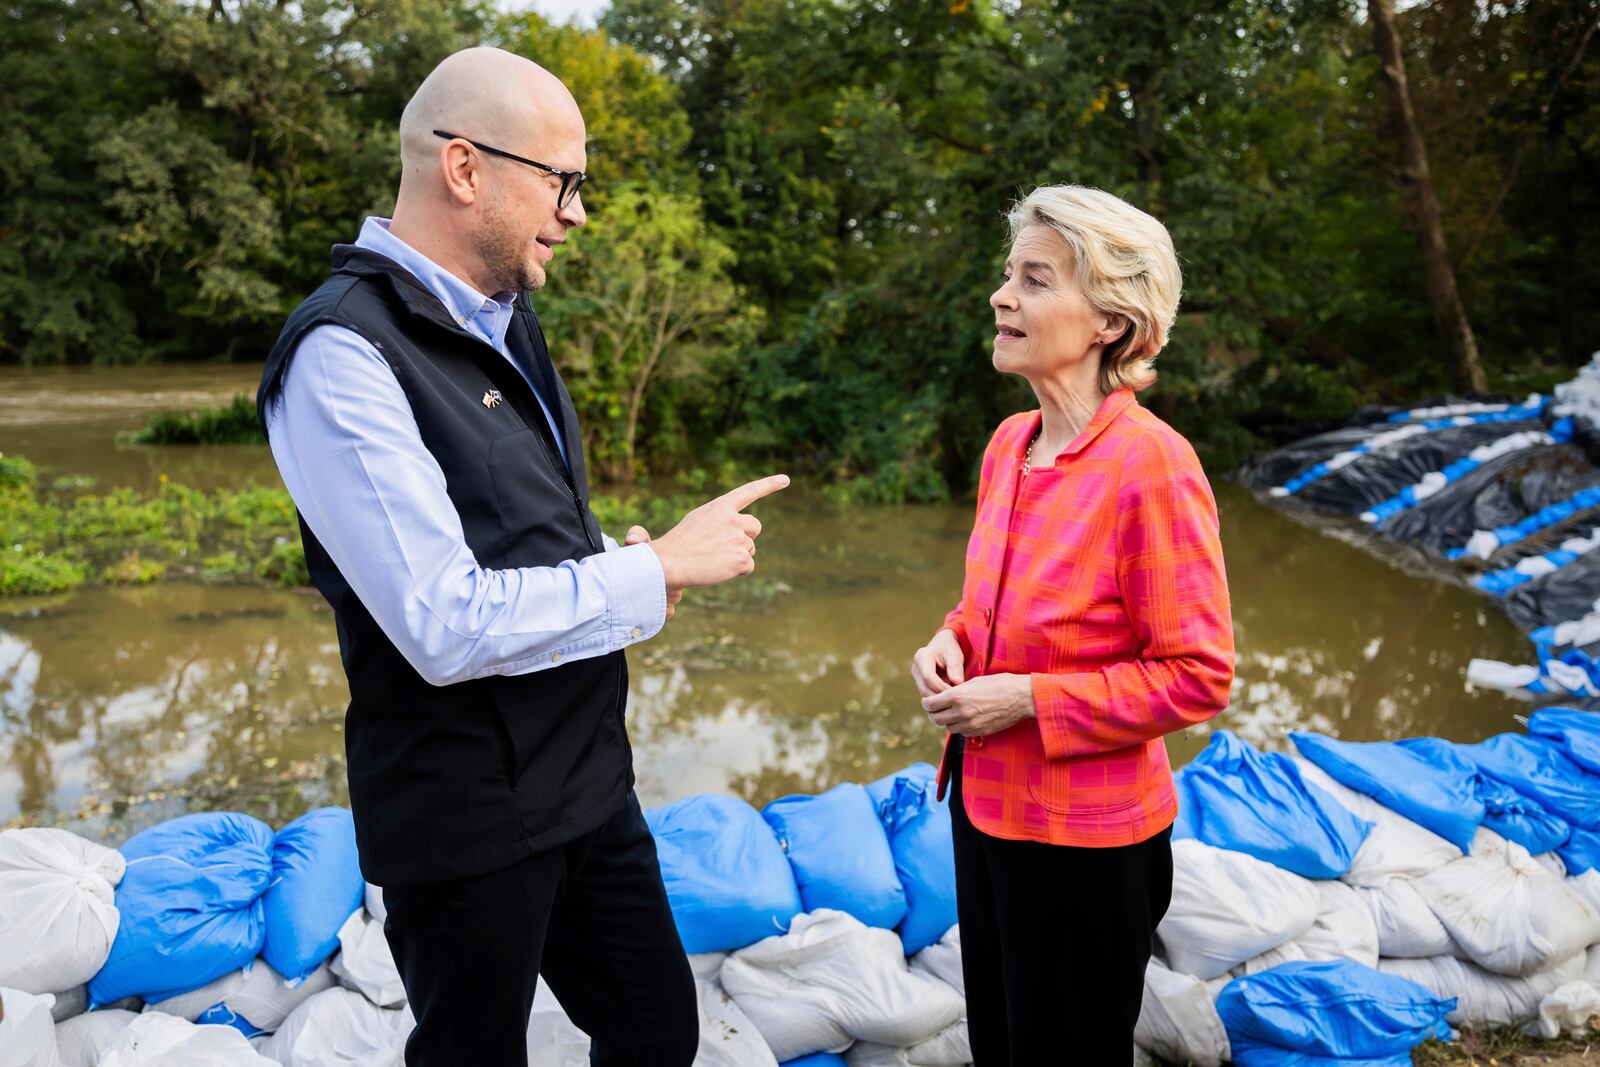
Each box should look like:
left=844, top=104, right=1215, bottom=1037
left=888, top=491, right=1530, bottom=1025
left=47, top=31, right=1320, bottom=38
left=355, top=217, right=517, bottom=335
left=1026, top=388, right=1136, bottom=463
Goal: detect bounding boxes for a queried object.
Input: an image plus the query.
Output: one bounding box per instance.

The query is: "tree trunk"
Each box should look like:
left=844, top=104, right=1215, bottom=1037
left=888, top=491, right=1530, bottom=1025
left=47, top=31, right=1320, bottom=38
left=1369, top=0, right=1487, bottom=393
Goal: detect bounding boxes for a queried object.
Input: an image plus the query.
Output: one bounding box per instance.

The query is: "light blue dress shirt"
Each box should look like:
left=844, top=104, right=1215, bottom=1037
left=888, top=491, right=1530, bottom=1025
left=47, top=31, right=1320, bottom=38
left=265, top=217, right=666, bottom=688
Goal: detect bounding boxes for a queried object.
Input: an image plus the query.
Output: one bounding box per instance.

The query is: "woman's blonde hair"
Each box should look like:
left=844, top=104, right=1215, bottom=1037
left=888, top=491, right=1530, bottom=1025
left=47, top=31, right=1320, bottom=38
left=1006, top=185, right=1181, bottom=393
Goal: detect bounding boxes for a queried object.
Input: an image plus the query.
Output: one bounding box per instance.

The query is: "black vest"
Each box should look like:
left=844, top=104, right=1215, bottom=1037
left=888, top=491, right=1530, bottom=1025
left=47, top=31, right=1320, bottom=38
left=258, top=245, right=632, bottom=887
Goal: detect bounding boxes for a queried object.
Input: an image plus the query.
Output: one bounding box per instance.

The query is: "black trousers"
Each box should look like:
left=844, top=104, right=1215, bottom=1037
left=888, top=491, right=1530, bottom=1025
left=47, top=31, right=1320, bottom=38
left=949, top=745, right=1173, bottom=1067
left=381, top=791, right=698, bottom=1067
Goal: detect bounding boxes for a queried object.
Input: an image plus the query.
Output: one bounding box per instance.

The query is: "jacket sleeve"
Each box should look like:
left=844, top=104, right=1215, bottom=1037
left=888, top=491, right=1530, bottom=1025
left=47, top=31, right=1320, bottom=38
left=1032, top=431, right=1235, bottom=758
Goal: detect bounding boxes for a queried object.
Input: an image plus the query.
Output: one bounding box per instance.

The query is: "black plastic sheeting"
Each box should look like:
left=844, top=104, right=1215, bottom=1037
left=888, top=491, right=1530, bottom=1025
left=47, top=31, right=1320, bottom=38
left=1504, top=552, right=1600, bottom=633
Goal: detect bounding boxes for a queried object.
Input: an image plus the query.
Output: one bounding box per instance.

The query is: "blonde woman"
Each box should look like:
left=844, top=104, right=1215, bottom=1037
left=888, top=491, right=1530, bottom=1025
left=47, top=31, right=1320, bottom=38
left=910, top=185, right=1234, bottom=1065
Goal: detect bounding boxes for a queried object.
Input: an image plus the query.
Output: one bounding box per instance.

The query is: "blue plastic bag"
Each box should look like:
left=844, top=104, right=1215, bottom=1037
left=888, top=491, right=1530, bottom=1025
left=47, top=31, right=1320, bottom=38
left=1218, top=961, right=1454, bottom=1066
left=780, top=1055, right=848, bottom=1067
left=1181, top=732, right=1371, bottom=878
left=865, top=761, right=935, bottom=811
left=262, top=807, right=364, bottom=982
left=89, top=812, right=274, bottom=1006
left=1460, top=733, right=1600, bottom=830
left=763, top=784, right=906, bottom=930
left=646, top=794, right=802, bottom=954
left=1292, top=732, right=1483, bottom=853
left=1393, top=737, right=1570, bottom=855
left=1558, top=825, right=1600, bottom=876
left=1528, top=707, right=1600, bottom=775
left=880, top=772, right=958, bottom=954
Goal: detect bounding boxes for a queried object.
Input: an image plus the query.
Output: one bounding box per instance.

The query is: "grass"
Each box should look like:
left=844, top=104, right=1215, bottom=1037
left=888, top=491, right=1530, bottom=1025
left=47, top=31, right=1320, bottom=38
left=1412, top=1027, right=1598, bottom=1064
left=121, top=394, right=264, bottom=445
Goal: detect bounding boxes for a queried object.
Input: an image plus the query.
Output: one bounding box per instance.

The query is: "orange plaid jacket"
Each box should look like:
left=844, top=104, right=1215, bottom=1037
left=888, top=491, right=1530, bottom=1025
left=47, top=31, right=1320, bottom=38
left=935, top=389, right=1234, bottom=847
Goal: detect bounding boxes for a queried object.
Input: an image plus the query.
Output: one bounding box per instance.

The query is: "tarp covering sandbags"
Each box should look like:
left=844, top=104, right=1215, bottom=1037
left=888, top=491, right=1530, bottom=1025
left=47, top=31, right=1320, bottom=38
left=88, top=812, right=275, bottom=1008
left=762, top=784, right=905, bottom=931
left=0, top=829, right=124, bottom=997
left=647, top=794, right=803, bottom=953
left=1173, top=731, right=1371, bottom=878
left=1216, top=960, right=1455, bottom=1066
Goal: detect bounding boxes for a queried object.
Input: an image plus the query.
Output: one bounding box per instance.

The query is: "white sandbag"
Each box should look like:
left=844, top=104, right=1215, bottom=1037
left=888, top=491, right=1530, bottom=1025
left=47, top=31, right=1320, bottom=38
left=1287, top=756, right=1461, bottom=884
left=1528, top=981, right=1600, bottom=1038
left=329, top=908, right=405, bottom=1009
left=1235, top=880, right=1381, bottom=975
left=1135, top=959, right=1229, bottom=1067
left=363, top=883, right=386, bottom=925
left=0, top=988, right=65, bottom=1067
left=1534, top=852, right=1568, bottom=878
left=0, top=829, right=124, bottom=995
left=260, top=986, right=412, bottom=1067
left=1133, top=1044, right=1157, bottom=1067
left=1589, top=944, right=1600, bottom=986
left=1356, top=878, right=1455, bottom=958
left=1415, top=838, right=1600, bottom=975
left=54, top=1009, right=138, bottom=1067
left=1379, top=952, right=1586, bottom=1027
left=97, top=1012, right=279, bottom=1067
left=688, top=952, right=729, bottom=983
left=47, top=988, right=85, bottom=1024
left=695, top=977, right=778, bottom=1067
left=845, top=1021, right=969, bottom=1067
left=908, top=925, right=963, bottom=998
left=525, top=984, right=589, bottom=1067
left=143, top=957, right=335, bottom=1033
left=721, top=909, right=964, bottom=1062
left=1155, top=840, right=1320, bottom=979
left=1570, top=869, right=1600, bottom=915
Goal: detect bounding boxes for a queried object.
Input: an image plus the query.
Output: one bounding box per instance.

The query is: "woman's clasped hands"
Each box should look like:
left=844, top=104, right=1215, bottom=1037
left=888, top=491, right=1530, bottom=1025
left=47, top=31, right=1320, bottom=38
left=910, top=629, right=1035, bottom=738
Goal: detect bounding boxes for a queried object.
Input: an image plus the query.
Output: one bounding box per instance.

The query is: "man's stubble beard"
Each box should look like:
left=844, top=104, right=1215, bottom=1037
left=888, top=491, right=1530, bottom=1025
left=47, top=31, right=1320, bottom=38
left=476, top=194, right=546, bottom=294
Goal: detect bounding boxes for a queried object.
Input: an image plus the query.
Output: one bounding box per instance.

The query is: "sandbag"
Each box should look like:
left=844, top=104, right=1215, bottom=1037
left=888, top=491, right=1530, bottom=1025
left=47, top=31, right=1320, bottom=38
left=1177, top=732, right=1371, bottom=878
left=1291, top=733, right=1482, bottom=853
left=1529, top=981, right=1600, bottom=1038
left=647, top=795, right=803, bottom=954
left=0, top=988, right=65, bottom=1067
left=0, top=829, right=124, bottom=997
left=259, top=986, right=412, bottom=1067
left=262, top=807, right=363, bottom=983
left=1234, top=880, right=1379, bottom=975
left=865, top=763, right=935, bottom=810
left=330, top=908, right=404, bottom=1009
left=1156, top=840, right=1321, bottom=980
left=1461, top=733, right=1600, bottom=830
left=96, top=1012, right=279, bottom=1067
left=1560, top=825, right=1600, bottom=875
left=877, top=774, right=956, bottom=954
left=1528, top=706, right=1600, bottom=774
left=843, top=1023, right=969, bottom=1067
left=54, top=1009, right=138, bottom=1067
left=721, top=909, right=963, bottom=1062
left=1217, top=961, right=1454, bottom=1066
left=1354, top=880, right=1455, bottom=959
left=1286, top=756, right=1461, bottom=884
left=1395, top=736, right=1572, bottom=856
left=782, top=1056, right=848, bottom=1067
left=908, top=925, right=963, bottom=998
left=1414, top=837, right=1600, bottom=976
left=47, top=988, right=85, bottom=1025
left=763, top=785, right=905, bottom=931
left=525, top=984, right=589, bottom=1067
left=1379, top=952, right=1586, bottom=1028
left=1135, top=959, right=1229, bottom=1067
left=141, top=956, right=335, bottom=1036
left=696, top=976, right=780, bottom=1067
left=363, top=883, right=386, bottom=925
left=89, top=812, right=274, bottom=1007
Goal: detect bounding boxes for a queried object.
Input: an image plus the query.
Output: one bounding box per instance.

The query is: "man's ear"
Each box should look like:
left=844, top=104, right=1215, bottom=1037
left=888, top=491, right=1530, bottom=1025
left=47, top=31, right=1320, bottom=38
left=439, top=142, right=482, bottom=206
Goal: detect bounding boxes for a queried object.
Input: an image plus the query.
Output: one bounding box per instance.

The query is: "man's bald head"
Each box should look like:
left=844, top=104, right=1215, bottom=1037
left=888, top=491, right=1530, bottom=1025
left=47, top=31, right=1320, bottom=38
left=399, top=47, right=584, bottom=181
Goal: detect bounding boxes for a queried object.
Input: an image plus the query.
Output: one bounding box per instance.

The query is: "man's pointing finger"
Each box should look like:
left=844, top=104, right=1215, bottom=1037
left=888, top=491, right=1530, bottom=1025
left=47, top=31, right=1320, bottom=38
left=719, top=474, right=791, bottom=513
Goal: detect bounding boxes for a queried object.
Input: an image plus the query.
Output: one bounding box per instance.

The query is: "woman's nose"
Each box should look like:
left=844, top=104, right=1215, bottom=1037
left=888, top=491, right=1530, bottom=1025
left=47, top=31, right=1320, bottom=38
left=990, top=285, right=1013, bottom=310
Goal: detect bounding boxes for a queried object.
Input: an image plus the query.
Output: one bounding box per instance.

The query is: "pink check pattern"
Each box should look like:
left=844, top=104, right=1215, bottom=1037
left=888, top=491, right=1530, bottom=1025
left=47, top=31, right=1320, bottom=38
left=935, top=389, right=1235, bottom=847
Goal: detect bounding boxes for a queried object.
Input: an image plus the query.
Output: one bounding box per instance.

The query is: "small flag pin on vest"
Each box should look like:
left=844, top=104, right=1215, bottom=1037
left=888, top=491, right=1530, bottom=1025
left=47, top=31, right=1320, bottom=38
left=482, top=390, right=503, bottom=409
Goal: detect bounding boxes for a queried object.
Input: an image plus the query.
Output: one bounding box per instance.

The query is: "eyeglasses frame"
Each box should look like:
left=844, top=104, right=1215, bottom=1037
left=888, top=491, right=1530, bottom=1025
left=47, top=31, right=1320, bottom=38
left=432, top=129, right=587, bottom=209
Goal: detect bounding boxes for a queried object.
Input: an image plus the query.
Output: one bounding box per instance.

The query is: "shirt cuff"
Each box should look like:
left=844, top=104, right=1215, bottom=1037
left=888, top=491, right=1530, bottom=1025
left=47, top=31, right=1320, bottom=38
left=593, top=541, right=668, bottom=648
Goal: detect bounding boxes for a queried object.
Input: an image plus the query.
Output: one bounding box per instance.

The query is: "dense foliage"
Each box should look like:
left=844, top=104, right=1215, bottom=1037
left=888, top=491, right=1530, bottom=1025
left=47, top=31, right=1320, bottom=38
left=3, top=0, right=1595, bottom=493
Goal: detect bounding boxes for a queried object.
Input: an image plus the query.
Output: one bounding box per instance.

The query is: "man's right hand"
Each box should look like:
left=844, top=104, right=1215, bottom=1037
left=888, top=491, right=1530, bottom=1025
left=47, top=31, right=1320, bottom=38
left=911, top=628, right=967, bottom=699
left=648, top=474, right=790, bottom=593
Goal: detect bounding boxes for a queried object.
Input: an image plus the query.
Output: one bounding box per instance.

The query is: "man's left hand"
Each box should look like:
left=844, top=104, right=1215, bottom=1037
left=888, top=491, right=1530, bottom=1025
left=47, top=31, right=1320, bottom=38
left=626, top=526, right=684, bottom=620
left=921, top=673, right=1035, bottom=737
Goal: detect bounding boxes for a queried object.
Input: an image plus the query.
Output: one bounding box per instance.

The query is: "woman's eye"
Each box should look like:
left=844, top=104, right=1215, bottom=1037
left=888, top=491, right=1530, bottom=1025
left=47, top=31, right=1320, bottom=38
left=1026, top=276, right=1044, bottom=288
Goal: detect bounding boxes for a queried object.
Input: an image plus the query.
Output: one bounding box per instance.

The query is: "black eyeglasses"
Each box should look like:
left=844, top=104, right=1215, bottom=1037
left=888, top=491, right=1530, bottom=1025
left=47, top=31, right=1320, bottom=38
left=433, top=130, right=587, bottom=209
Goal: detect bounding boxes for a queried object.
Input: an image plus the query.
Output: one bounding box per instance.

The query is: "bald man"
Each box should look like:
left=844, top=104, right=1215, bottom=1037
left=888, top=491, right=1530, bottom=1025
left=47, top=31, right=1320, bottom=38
left=256, top=48, right=785, bottom=1066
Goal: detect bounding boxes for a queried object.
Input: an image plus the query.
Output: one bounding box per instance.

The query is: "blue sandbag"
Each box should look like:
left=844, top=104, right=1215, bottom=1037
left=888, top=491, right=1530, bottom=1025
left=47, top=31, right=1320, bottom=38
left=1528, top=707, right=1600, bottom=775
left=880, top=772, right=958, bottom=954
left=646, top=794, right=802, bottom=954
left=1180, top=732, right=1371, bottom=878
left=763, top=784, right=906, bottom=930
left=865, top=761, right=935, bottom=811
left=781, top=1056, right=847, bottom=1067
left=1558, top=825, right=1600, bottom=875
left=1292, top=732, right=1484, bottom=853
left=1218, top=961, right=1454, bottom=1066
left=1460, top=733, right=1600, bottom=830
left=89, top=811, right=274, bottom=1006
left=1394, top=737, right=1570, bottom=855
left=262, top=807, right=364, bottom=982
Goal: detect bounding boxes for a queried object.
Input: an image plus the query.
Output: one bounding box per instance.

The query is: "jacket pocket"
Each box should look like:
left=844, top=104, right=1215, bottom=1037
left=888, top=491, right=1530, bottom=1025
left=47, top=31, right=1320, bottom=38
left=1027, top=743, right=1151, bottom=815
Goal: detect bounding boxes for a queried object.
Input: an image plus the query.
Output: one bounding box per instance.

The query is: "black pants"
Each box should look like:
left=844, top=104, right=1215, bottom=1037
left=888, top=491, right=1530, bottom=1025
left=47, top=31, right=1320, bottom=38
left=381, top=791, right=698, bottom=1067
left=949, top=746, right=1173, bottom=1067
